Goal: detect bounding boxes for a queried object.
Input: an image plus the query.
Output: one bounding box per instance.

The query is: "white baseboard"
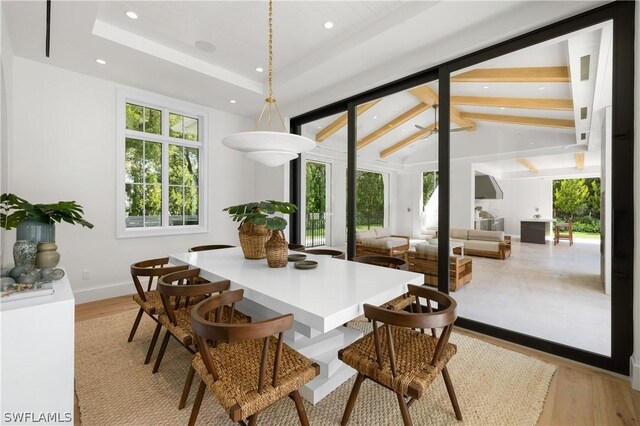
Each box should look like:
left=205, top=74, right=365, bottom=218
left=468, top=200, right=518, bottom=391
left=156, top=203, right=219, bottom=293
left=73, top=281, right=133, bottom=304
left=630, top=355, right=640, bottom=390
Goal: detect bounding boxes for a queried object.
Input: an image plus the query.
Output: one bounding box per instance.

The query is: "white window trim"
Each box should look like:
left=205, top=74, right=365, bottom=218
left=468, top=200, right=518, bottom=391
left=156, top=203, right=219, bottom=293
left=116, top=88, right=209, bottom=238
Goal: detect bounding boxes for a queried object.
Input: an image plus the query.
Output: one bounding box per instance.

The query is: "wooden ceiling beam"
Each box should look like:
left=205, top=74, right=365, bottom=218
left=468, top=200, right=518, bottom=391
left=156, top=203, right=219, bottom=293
left=409, top=85, right=476, bottom=130
left=459, top=112, right=575, bottom=129
left=451, top=66, right=570, bottom=83
left=315, top=99, right=380, bottom=142
left=357, top=102, right=432, bottom=150
left=517, top=158, right=539, bottom=174
left=451, top=96, right=573, bottom=111
left=380, top=124, right=435, bottom=158
left=576, top=152, right=585, bottom=170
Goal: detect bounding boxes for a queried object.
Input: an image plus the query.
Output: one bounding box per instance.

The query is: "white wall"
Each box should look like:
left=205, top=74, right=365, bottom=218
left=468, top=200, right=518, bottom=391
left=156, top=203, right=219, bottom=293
left=0, top=5, right=14, bottom=264
left=3, top=57, right=256, bottom=302
left=475, top=177, right=553, bottom=236
left=394, top=173, right=421, bottom=237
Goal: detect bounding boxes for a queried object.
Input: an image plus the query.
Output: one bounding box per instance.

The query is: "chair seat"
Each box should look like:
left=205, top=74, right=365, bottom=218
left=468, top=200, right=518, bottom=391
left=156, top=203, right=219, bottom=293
left=339, top=327, right=456, bottom=399
left=158, top=305, right=250, bottom=346
left=133, top=291, right=206, bottom=316
left=192, top=339, right=318, bottom=421
left=133, top=290, right=164, bottom=315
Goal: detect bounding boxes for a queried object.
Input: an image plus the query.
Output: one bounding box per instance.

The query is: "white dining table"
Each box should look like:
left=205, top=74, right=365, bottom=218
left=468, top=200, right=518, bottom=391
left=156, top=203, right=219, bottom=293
left=170, top=247, right=423, bottom=403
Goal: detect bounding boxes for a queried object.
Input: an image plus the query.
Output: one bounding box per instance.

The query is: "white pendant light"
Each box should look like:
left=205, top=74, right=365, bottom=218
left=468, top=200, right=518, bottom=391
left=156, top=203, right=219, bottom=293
left=222, top=0, right=316, bottom=167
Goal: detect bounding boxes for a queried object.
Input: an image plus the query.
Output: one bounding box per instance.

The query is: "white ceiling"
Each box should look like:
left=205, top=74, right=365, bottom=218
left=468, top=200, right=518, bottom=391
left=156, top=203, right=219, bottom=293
left=2, top=0, right=610, bottom=121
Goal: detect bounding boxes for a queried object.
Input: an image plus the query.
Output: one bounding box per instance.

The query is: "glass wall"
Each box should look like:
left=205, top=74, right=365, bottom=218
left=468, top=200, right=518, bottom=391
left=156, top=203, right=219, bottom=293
left=443, top=22, right=612, bottom=355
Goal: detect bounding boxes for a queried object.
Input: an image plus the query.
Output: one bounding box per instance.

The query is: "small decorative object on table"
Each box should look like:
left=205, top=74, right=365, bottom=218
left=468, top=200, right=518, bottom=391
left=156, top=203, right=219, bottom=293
left=224, top=200, right=297, bottom=267
left=294, top=260, right=318, bottom=270
left=13, top=240, right=37, bottom=270
left=36, top=242, right=60, bottom=268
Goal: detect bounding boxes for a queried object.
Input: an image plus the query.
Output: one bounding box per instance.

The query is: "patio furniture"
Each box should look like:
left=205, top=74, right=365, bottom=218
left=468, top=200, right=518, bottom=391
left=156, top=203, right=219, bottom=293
left=445, top=229, right=511, bottom=259
left=339, top=285, right=462, bottom=426
left=553, top=219, right=573, bottom=246
left=355, top=228, right=410, bottom=259
left=169, top=247, right=423, bottom=403
left=188, top=289, right=319, bottom=426
left=129, top=258, right=190, bottom=364
left=352, top=256, right=413, bottom=311
left=408, top=246, right=472, bottom=292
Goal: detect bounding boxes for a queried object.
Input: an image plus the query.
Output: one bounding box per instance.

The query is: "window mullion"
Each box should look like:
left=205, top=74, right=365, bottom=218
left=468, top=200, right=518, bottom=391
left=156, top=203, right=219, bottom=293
left=161, top=109, right=170, bottom=229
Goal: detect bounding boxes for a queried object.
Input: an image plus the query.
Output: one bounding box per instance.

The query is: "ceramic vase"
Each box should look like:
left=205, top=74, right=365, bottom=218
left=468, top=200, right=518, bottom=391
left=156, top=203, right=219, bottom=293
left=36, top=242, right=60, bottom=269
left=265, top=230, right=288, bottom=268
left=13, top=240, right=37, bottom=270
left=16, top=220, right=55, bottom=245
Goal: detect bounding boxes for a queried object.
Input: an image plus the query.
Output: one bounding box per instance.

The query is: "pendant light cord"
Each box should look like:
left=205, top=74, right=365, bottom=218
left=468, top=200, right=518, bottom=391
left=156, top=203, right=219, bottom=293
left=255, top=0, right=288, bottom=132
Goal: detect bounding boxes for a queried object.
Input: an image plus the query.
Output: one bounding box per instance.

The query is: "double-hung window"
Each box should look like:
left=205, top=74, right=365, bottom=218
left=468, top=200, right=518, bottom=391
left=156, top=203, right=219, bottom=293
left=117, top=90, right=208, bottom=238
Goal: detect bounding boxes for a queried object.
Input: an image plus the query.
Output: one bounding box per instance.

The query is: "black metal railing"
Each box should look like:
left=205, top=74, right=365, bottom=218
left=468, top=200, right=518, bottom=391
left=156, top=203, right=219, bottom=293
left=305, top=212, right=326, bottom=247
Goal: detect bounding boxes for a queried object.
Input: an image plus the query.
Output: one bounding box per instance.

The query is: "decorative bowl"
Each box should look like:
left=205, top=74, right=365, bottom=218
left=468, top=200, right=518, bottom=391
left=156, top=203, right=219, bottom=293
left=288, top=254, right=307, bottom=262
left=294, top=260, right=318, bottom=270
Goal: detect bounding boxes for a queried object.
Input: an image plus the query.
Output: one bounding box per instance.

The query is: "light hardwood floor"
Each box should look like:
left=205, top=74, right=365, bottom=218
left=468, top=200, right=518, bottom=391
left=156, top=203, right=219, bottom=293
left=75, top=295, right=640, bottom=425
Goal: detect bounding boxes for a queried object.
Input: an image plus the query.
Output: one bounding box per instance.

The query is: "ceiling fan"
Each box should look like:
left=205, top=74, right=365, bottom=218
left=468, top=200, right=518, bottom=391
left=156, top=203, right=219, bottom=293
left=415, top=104, right=472, bottom=140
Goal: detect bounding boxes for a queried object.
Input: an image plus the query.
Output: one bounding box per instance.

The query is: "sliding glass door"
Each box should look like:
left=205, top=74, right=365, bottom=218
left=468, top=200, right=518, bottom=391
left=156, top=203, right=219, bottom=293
left=290, top=1, right=634, bottom=374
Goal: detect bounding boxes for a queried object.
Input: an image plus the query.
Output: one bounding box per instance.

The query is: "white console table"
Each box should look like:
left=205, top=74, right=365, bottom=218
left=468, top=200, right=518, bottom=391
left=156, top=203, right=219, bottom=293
left=0, top=274, right=75, bottom=424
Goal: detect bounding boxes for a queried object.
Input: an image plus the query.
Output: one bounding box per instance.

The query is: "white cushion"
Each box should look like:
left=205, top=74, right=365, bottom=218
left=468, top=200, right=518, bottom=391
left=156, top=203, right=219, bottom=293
left=468, top=230, right=504, bottom=242
left=361, top=237, right=408, bottom=249
left=355, top=230, right=376, bottom=242
left=375, top=228, right=391, bottom=238
left=450, top=229, right=469, bottom=240
left=465, top=240, right=500, bottom=252
left=415, top=243, right=438, bottom=253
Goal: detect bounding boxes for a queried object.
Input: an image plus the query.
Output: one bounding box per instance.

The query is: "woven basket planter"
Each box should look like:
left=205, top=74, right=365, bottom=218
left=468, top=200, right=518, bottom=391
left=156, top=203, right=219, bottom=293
left=265, top=230, right=288, bottom=268
left=238, top=224, right=271, bottom=259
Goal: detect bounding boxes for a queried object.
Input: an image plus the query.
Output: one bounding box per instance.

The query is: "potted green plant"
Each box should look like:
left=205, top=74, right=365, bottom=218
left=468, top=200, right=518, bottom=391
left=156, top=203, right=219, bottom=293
left=224, top=200, right=296, bottom=266
left=1, top=193, right=94, bottom=270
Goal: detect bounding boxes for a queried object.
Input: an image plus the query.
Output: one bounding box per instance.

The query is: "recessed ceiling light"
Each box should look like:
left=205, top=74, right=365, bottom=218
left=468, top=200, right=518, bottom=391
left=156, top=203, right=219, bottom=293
left=482, top=85, right=489, bottom=89
left=256, top=67, right=264, bottom=73
left=229, top=99, right=237, bottom=104
left=317, top=126, right=322, bottom=129
left=373, top=116, right=378, bottom=120
left=538, top=86, right=545, bottom=90
left=500, top=107, right=506, bottom=110
left=195, top=40, right=216, bottom=53
left=95, top=59, right=106, bottom=65
left=126, top=11, right=138, bottom=20
left=323, top=21, right=334, bottom=29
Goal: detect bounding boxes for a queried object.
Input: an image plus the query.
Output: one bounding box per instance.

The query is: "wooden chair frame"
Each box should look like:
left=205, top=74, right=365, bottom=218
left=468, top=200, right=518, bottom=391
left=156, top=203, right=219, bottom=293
left=554, top=219, right=574, bottom=246
left=189, top=290, right=319, bottom=426
left=129, top=257, right=189, bottom=364
left=304, top=248, right=346, bottom=259
left=156, top=268, right=233, bottom=409
left=339, top=285, right=462, bottom=426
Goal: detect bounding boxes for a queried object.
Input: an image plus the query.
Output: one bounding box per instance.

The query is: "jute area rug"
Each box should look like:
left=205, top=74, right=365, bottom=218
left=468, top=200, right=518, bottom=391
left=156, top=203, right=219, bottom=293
left=75, top=310, right=556, bottom=425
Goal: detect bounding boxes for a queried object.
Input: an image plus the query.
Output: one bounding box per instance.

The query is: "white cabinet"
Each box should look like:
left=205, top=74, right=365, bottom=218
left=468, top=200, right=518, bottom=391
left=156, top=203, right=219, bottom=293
left=1, top=274, right=75, bottom=424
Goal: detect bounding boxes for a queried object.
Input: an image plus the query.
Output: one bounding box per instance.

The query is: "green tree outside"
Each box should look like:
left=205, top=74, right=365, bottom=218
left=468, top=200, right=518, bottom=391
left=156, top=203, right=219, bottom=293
left=356, top=170, right=384, bottom=230
left=423, top=171, right=439, bottom=208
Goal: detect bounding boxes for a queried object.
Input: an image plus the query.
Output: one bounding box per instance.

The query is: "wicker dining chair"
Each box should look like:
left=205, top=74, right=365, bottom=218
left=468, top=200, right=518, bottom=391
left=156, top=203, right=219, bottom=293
left=339, top=285, right=462, bottom=426
left=188, top=289, right=319, bottom=426
left=288, top=243, right=306, bottom=252
left=128, top=258, right=190, bottom=364
left=155, top=269, right=251, bottom=409
left=188, top=244, right=235, bottom=252
left=352, top=255, right=413, bottom=311
left=304, top=248, right=346, bottom=259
